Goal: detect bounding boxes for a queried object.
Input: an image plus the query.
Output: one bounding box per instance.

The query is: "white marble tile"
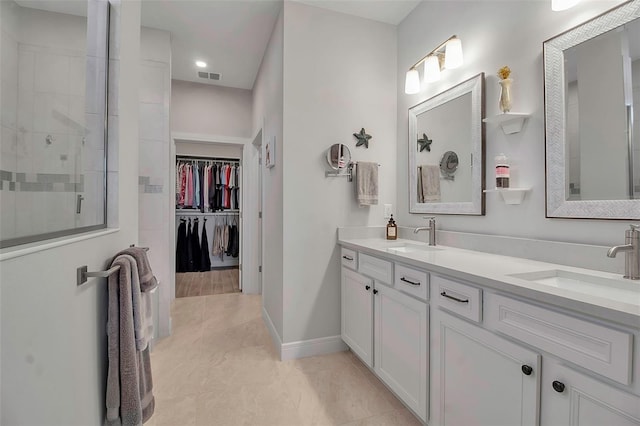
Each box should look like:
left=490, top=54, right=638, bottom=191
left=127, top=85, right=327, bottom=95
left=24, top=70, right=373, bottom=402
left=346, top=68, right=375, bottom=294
left=139, top=139, right=165, bottom=178
left=15, top=191, right=35, bottom=237
left=34, top=52, right=70, bottom=94
left=68, top=96, right=86, bottom=134
left=68, top=56, right=86, bottom=97
left=0, top=190, right=16, bottom=240
left=138, top=103, right=164, bottom=141
left=107, top=59, right=119, bottom=117
left=1, top=76, right=18, bottom=129
left=17, top=89, right=34, bottom=132
left=139, top=193, right=165, bottom=231
left=15, top=130, right=33, bottom=173
left=139, top=64, right=165, bottom=105
left=85, top=56, right=107, bottom=116
left=18, top=49, right=36, bottom=92
left=106, top=171, right=118, bottom=227
left=107, top=115, right=119, bottom=172
left=32, top=93, right=69, bottom=134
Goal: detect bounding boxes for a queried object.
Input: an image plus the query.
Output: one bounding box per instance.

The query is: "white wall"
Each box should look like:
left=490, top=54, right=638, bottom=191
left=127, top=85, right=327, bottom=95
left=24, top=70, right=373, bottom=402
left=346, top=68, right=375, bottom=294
left=0, top=0, right=142, bottom=424
left=252, top=8, right=284, bottom=340
left=138, top=26, right=172, bottom=339
left=281, top=2, right=397, bottom=343
left=171, top=79, right=253, bottom=138
left=397, top=1, right=632, bottom=247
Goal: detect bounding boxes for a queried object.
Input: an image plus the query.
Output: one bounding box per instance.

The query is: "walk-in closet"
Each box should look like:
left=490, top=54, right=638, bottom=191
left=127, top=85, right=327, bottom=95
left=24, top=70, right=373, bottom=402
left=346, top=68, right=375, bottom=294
left=174, top=141, right=244, bottom=298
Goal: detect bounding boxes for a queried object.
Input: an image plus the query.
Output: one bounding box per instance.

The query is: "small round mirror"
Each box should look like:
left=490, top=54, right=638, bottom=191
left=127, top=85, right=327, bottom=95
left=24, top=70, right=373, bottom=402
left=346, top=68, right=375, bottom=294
left=326, top=143, right=351, bottom=170
left=440, top=151, right=459, bottom=179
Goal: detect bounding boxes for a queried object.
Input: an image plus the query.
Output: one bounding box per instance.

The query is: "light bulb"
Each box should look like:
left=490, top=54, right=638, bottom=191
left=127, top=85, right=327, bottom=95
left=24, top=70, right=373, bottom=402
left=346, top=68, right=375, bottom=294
left=424, top=55, right=441, bottom=83
left=552, top=0, right=580, bottom=11
left=444, top=37, right=463, bottom=69
left=405, top=69, right=420, bottom=94
left=195, top=60, right=207, bottom=68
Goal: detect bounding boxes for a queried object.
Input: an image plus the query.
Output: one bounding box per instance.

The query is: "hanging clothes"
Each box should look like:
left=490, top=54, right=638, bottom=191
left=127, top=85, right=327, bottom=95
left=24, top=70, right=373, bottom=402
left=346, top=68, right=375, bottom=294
left=186, top=219, right=194, bottom=272
left=200, top=218, right=211, bottom=271
left=176, top=219, right=188, bottom=272
left=191, top=218, right=202, bottom=271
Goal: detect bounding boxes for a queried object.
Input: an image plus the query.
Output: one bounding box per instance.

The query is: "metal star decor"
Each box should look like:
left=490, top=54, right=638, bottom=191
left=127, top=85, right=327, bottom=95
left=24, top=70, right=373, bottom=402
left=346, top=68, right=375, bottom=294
left=353, top=128, right=372, bottom=148
left=417, top=133, right=432, bottom=152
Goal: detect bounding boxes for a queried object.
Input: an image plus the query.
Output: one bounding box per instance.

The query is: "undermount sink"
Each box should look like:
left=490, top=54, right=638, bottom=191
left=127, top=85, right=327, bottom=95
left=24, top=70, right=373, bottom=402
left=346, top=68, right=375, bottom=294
left=509, top=269, right=640, bottom=304
left=386, top=243, right=442, bottom=254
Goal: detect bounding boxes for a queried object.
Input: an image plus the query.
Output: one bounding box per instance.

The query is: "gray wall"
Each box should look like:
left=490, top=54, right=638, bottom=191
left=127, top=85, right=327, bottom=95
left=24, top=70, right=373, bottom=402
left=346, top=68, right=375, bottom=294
left=171, top=79, right=253, bottom=138
left=396, top=0, right=632, bottom=246
left=281, top=2, right=397, bottom=343
left=252, top=8, right=285, bottom=340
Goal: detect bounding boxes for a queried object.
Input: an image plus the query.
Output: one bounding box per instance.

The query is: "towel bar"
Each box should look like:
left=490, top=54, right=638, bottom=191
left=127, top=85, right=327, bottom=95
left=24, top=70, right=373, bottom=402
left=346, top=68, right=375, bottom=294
left=325, top=162, right=380, bottom=182
left=77, top=247, right=149, bottom=286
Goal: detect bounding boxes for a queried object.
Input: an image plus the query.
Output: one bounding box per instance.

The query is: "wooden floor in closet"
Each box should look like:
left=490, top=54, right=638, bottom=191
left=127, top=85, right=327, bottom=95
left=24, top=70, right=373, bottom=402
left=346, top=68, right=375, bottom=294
left=176, top=268, right=240, bottom=298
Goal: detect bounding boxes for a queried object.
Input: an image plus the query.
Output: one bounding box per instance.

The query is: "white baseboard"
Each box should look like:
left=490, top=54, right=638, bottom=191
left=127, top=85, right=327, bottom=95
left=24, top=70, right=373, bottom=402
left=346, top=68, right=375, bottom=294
left=262, top=307, right=283, bottom=360
left=281, top=334, right=348, bottom=361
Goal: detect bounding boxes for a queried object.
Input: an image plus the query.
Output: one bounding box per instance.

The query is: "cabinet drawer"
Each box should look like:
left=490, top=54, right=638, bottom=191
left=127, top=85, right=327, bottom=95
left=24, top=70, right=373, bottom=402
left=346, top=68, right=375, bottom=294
left=341, top=248, right=357, bottom=270
left=485, top=293, right=633, bottom=385
left=358, top=253, right=393, bottom=284
left=394, top=264, right=429, bottom=301
left=433, top=275, right=482, bottom=323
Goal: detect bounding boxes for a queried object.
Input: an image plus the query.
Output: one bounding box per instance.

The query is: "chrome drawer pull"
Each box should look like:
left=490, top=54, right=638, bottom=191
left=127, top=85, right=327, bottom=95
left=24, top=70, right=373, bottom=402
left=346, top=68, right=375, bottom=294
left=342, top=255, right=354, bottom=261
left=400, top=277, right=421, bottom=286
left=440, top=291, right=469, bottom=303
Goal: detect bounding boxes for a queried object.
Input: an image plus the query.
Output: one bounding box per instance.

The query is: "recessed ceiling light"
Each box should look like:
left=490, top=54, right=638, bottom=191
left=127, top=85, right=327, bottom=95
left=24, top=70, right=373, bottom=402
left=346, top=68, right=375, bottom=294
left=195, top=60, right=207, bottom=68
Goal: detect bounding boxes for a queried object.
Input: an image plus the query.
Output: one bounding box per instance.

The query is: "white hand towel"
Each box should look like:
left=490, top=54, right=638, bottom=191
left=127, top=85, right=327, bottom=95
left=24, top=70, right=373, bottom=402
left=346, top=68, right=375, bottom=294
left=356, top=162, right=378, bottom=206
left=420, top=165, right=441, bottom=202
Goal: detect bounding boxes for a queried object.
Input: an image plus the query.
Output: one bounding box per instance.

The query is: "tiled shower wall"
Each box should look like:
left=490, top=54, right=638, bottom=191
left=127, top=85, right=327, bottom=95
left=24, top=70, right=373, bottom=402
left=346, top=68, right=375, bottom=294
left=0, top=1, right=106, bottom=241
left=138, top=27, right=172, bottom=339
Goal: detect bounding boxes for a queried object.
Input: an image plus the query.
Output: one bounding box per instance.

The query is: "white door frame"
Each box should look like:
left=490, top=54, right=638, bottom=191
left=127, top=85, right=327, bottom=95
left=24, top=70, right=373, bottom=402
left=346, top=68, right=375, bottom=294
left=169, top=132, right=258, bottom=307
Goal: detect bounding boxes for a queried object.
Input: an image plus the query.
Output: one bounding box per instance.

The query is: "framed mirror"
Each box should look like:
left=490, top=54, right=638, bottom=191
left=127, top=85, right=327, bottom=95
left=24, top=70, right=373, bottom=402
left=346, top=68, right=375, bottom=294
left=409, top=73, right=485, bottom=215
left=544, top=1, right=640, bottom=219
left=326, top=143, right=351, bottom=170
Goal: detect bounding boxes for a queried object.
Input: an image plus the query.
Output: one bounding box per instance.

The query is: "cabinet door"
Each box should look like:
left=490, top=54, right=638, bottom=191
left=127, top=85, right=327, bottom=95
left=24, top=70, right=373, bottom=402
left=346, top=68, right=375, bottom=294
left=374, top=283, right=428, bottom=422
left=541, top=359, right=640, bottom=426
left=342, top=267, right=374, bottom=368
left=431, top=309, right=540, bottom=426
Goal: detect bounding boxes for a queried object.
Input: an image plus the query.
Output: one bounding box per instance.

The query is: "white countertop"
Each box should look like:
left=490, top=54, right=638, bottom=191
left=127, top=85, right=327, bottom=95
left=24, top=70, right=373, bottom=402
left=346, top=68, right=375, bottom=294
left=339, top=237, right=640, bottom=328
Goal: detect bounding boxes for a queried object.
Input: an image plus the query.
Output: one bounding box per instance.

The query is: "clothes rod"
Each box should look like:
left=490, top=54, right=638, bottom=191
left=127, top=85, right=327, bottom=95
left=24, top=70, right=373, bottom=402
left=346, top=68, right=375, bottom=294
left=176, top=155, right=239, bottom=162
left=77, top=247, right=149, bottom=286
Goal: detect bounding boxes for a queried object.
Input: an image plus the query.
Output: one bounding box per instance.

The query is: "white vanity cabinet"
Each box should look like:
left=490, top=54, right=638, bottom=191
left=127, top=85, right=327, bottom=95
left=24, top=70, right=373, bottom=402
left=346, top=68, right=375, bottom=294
left=341, top=252, right=429, bottom=422
left=341, top=267, right=374, bottom=367
left=541, top=359, right=640, bottom=426
left=374, top=282, right=428, bottom=421
left=430, top=308, right=541, bottom=426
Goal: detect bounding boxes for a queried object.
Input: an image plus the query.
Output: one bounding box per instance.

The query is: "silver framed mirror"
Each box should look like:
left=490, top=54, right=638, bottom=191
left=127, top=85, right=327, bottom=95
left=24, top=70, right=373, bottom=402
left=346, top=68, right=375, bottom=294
left=409, top=73, right=485, bottom=215
left=326, top=143, right=351, bottom=171
left=544, top=1, right=640, bottom=219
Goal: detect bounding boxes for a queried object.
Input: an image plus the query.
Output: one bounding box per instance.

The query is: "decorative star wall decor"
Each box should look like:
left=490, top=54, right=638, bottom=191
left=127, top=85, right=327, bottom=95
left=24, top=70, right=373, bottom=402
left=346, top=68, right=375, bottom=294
left=417, top=133, right=432, bottom=152
left=353, top=128, right=372, bottom=148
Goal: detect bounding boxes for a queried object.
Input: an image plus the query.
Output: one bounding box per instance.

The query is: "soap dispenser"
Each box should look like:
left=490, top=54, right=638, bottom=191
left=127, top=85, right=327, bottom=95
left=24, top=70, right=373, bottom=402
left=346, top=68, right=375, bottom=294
left=386, top=215, right=397, bottom=240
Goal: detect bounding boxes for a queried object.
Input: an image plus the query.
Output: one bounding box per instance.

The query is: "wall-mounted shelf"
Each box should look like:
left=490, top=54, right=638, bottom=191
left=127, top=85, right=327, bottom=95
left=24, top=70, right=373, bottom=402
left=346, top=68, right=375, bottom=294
left=483, top=113, right=530, bottom=135
left=484, top=187, right=531, bottom=205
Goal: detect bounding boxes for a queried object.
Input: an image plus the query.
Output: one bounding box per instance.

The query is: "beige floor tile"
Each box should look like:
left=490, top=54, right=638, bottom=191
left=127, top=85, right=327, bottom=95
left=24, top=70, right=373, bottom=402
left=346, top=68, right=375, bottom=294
left=283, top=365, right=397, bottom=425
left=152, top=395, right=197, bottom=426
left=340, top=408, right=422, bottom=426
left=283, top=350, right=353, bottom=374
left=195, top=382, right=302, bottom=426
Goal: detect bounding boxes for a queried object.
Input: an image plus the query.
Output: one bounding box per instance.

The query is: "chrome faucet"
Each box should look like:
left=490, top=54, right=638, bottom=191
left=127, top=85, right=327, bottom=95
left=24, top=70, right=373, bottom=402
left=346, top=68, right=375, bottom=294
left=414, top=216, right=436, bottom=246
left=607, top=224, right=640, bottom=280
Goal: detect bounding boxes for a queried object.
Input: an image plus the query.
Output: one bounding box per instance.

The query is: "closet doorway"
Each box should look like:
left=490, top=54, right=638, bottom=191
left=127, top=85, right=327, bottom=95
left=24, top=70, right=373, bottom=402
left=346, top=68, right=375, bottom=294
left=172, top=134, right=257, bottom=301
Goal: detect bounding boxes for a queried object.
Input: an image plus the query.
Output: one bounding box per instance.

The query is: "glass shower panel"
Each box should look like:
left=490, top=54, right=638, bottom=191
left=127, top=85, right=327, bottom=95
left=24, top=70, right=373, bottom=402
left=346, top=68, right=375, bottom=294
left=0, top=0, right=108, bottom=248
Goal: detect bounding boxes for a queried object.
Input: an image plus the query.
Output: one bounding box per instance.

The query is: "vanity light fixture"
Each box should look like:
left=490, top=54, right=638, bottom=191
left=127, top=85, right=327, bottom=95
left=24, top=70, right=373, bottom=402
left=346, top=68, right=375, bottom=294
left=195, top=60, right=207, bottom=68
left=404, top=35, right=464, bottom=94
left=551, top=0, right=580, bottom=11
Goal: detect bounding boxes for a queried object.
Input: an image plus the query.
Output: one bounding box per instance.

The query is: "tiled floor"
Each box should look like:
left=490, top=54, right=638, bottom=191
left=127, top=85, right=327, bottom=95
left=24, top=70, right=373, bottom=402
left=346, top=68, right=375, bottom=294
left=176, top=269, right=240, bottom=298
left=149, top=293, right=422, bottom=426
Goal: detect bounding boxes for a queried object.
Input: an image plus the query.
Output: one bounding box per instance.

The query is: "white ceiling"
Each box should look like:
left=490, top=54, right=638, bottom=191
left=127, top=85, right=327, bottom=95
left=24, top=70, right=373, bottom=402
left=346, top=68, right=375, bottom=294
left=142, top=0, right=421, bottom=90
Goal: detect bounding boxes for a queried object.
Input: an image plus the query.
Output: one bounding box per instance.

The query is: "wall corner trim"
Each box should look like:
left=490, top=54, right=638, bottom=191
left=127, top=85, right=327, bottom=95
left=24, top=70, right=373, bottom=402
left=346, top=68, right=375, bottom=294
left=280, top=335, right=348, bottom=361
left=262, top=307, right=283, bottom=360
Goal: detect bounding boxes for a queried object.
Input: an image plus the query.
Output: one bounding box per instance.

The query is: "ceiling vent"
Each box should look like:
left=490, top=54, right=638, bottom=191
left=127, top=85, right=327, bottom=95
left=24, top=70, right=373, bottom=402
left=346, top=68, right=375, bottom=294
left=197, top=72, right=222, bottom=81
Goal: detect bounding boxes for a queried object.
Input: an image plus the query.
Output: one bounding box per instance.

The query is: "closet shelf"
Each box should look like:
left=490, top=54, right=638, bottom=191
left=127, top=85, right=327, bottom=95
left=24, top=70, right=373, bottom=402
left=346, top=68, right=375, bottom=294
left=483, top=113, right=530, bottom=135
left=176, top=210, right=239, bottom=216
left=484, top=188, right=531, bottom=205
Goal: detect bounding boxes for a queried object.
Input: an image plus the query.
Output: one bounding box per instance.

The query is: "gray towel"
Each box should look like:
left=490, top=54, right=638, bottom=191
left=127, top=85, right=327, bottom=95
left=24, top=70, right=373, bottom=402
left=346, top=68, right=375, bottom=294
left=117, top=255, right=152, bottom=351
left=105, top=256, right=155, bottom=426
left=420, top=165, right=441, bottom=202
left=114, top=248, right=158, bottom=292
left=356, top=162, right=378, bottom=206
left=417, top=167, right=424, bottom=203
